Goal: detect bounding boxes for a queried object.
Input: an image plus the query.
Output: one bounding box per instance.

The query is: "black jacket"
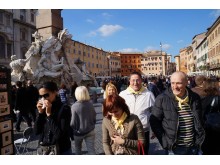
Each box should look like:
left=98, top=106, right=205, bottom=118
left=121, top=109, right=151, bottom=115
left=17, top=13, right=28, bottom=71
left=34, top=97, right=71, bottom=154
left=150, top=87, right=205, bottom=150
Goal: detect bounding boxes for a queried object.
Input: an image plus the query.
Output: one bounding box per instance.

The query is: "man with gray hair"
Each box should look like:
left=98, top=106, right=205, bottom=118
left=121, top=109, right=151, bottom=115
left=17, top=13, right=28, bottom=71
left=150, top=71, right=205, bottom=155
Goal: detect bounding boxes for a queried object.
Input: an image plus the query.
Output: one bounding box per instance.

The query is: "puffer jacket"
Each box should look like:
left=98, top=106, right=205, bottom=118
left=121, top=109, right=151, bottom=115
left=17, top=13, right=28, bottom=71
left=149, top=87, right=205, bottom=151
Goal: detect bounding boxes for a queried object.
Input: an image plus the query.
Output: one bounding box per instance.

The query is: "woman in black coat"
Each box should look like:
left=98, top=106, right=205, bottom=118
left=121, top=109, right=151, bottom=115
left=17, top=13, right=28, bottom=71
left=34, top=81, right=72, bottom=155
left=201, top=78, right=220, bottom=155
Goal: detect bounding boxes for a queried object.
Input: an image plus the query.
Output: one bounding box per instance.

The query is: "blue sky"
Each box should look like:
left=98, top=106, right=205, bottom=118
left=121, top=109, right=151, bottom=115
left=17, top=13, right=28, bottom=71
left=62, top=9, right=220, bottom=61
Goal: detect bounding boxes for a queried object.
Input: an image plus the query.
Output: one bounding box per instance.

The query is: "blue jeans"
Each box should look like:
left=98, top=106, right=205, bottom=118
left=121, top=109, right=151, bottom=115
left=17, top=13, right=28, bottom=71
left=167, top=145, right=200, bottom=155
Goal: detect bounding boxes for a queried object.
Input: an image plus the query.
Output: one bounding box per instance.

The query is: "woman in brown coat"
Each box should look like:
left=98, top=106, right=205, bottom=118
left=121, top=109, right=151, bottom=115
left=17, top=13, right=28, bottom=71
left=102, top=94, right=145, bottom=155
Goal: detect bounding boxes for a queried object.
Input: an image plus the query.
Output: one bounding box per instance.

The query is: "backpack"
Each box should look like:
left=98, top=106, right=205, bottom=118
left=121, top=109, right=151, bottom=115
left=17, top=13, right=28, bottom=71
left=57, top=104, right=74, bottom=140
left=205, top=96, right=220, bottom=132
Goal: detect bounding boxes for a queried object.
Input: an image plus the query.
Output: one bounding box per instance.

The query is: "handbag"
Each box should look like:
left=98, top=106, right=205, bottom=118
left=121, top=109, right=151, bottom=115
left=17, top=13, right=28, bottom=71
left=205, top=96, right=220, bottom=132
left=37, top=145, right=58, bottom=155
left=137, top=140, right=145, bottom=155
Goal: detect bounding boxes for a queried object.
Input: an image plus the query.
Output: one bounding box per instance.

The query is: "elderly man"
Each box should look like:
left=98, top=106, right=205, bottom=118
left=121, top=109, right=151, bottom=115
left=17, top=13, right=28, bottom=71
left=150, top=71, right=205, bottom=155
left=119, top=71, right=155, bottom=154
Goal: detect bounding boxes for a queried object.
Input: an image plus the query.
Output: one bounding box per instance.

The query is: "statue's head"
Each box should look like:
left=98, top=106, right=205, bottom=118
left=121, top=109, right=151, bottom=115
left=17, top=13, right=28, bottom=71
left=11, top=55, right=17, bottom=61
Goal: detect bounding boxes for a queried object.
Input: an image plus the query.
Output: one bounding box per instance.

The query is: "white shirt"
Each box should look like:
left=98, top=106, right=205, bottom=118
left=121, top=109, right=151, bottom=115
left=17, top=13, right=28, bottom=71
left=119, top=87, right=155, bottom=131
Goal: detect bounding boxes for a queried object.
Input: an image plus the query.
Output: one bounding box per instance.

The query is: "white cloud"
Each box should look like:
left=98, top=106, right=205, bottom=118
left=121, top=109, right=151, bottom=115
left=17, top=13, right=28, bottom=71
left=97, top=24, right=124, bottom=37
left=86, top=19, right=94, bottom=23
left=144, top=46, right=156, bottom=52
left=162, top=43, right=171, bottom=50
left=87, top=31, right=97, bottom=37
left=119, top=48, right=140, bottom=52
left=144, top=43, right=171, bottom=52
left=210, top=9, right=220, bottom=18
left=102, top=12, right=112, bottom=18
left=177, top=40, right=184, bottom=43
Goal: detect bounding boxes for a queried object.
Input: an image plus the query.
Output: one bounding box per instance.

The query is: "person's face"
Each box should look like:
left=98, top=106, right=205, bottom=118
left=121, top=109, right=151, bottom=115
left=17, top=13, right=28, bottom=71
left=109, top=108, right=123, bottom=119
left=107, top=86, right=116, bottom=96
left=171, top=74, right=187, bottom=97
left=129, top=74, right=142, bottom=91
left=39, top=88, right=57, bottom=103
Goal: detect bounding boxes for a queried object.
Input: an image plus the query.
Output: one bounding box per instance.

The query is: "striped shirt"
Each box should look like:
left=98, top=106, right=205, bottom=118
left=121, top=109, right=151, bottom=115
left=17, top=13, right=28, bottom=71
left=176, top=103, right=194, bottom=147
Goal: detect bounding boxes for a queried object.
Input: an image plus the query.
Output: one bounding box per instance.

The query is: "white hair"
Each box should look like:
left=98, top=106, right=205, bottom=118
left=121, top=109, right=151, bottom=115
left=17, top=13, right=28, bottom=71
left=75, top=86, right=90, bottom=101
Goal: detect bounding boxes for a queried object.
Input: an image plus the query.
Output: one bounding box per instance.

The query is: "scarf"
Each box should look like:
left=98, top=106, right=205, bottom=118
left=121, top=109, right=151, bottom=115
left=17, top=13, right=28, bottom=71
left=175, top=95, right=189, bottom=109
left=111, top=112, right=127, bottom=131
left=127, top=86, right=145, bottom=95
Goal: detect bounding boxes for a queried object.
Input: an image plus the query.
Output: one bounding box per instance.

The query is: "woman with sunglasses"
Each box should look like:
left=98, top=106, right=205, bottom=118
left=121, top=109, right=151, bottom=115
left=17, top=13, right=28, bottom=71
left=34, top=81, right=72, bottom=155
left=102, top=94, right=145, bottom=155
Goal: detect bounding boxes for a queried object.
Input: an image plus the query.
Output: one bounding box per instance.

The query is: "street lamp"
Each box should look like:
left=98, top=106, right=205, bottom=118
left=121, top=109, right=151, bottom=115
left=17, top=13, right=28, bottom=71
left=160, top=42, right=163, bottom=76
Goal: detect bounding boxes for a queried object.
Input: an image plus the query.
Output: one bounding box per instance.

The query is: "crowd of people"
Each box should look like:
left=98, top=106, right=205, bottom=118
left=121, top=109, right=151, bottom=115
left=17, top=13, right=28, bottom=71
left=11, top=71, right=220, bottom=155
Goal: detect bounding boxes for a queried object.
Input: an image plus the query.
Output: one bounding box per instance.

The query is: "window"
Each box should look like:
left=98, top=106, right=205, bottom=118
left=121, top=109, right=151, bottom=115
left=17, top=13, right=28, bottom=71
left=7, top=43, right=12, bottom=58
left=31, top=13, right=35, bottom=22
left=5, top=14, right=10, bottom=26
left=20, top=29, right=26, bottom=40
left=0, top=12, right=3, bottom=24
left=20, top=9, right=26, bottom=21
left=0, top=36, right=6, bottom=58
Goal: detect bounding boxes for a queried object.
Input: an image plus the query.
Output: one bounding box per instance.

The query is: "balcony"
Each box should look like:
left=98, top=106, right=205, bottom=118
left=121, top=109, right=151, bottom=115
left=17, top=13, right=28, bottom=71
left=209, top=63, right=220, bottom=70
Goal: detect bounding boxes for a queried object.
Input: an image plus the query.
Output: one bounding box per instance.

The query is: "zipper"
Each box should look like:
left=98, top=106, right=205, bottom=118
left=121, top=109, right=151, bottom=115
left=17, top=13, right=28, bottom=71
left=171, top=109, right=179, bottom=150
left=170, top=101, right=179, bottom=150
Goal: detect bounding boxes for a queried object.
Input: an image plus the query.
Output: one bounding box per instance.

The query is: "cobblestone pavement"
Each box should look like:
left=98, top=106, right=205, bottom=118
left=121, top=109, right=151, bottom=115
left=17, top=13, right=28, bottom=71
left=13, top=98, right=166, bottom=155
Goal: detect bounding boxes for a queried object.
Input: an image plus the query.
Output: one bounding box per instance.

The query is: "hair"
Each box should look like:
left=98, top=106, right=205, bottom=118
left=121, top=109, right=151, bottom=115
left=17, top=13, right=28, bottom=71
left=39, top=81, right=58, bottom=92
left=102, top=95, right=130, bottom=119
left=203, top=78, right=219, bottom=96
left=151, top=76, right=157, bottom=82
left=105, top=82, right=118, bottom=97
left=15, top=81, right=22, bottom=88
left=102, top=81, right=107, bottom=91
left=129, top=71, right=142, bottom=80
left=75, top=86, right=90, bottom=101
left=60, top=83, right=66, bottom=89
left=195, top=75, right=206, bottom=86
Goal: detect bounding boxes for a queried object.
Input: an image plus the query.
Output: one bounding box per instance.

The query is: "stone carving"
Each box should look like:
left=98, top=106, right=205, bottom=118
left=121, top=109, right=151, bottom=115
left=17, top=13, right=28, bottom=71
left=10, top=54, right=33, bottom=82
left=9, top=29, right=95, bottom=88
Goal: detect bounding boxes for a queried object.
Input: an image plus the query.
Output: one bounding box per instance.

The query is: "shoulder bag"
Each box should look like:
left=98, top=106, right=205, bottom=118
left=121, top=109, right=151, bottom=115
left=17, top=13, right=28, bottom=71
left=137, top=140, right=145, bottom=155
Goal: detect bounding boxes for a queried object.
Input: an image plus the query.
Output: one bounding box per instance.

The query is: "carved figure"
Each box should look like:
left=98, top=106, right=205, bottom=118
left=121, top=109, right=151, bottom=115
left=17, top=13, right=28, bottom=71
left=10, top=54, right=32, bottom=81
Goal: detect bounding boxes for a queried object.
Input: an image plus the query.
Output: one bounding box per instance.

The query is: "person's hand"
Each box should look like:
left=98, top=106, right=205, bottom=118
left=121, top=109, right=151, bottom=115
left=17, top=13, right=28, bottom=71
left=151, top=132, right=156, bottom=139
left=37, top=100, right=45, bottom=114
left=44, top=99, right=52, bottom=117
left=111, top=135, right=125, bottom=145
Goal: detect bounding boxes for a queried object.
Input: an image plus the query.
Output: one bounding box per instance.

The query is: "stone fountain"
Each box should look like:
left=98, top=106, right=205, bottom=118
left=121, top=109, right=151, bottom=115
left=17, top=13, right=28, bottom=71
left=9, top=29, right=97, bottom=88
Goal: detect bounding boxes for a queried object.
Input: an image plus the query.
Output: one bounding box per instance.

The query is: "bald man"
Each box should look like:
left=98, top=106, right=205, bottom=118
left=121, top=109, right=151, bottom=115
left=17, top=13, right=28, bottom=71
left=149, top=71, right=205, bottom=155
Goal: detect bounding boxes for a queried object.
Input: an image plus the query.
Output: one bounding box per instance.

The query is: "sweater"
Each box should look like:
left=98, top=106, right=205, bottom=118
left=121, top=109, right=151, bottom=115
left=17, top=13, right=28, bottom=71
left=102, top=114, right=146, bottom=155
left=70, top=100, right=96, bottom=136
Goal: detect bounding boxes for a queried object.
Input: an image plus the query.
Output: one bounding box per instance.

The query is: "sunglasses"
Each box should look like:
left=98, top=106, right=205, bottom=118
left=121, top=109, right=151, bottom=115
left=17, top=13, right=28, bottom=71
left=39, top=93, right=50, bottom=99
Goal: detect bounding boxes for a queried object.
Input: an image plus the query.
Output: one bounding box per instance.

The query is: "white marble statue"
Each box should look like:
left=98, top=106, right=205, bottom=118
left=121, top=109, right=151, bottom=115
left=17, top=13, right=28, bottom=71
left=10, top=54, right=33, bottom=81
left=10, top=28, right=95, bottom=88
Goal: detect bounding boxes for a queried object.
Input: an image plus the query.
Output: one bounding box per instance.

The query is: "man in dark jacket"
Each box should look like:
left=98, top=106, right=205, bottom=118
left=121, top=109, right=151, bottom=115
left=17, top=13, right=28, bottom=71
left=26, top=80, right=39, bottom=122
left=14, top=81, right=32, bottom=132
left=150, top=71, right=205, bottom=155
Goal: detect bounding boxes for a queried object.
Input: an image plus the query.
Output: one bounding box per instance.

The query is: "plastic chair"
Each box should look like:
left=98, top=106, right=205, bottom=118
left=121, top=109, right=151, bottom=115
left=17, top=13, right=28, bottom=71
left=14, top=127, right=33, bottom=155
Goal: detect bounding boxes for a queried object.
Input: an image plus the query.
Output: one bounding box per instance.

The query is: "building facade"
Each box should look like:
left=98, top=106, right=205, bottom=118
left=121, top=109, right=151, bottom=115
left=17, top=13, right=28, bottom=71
left=120, top=52, right=142, bottom=76
left=207, top=16, right=220, bottom=76
left=108, top=52, right=121, bottom=77
left=0, top=9, right=37, bottom=68
left=141, top=50, right=171, bottom=76
left=64, top=40, right=109, bottom=77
